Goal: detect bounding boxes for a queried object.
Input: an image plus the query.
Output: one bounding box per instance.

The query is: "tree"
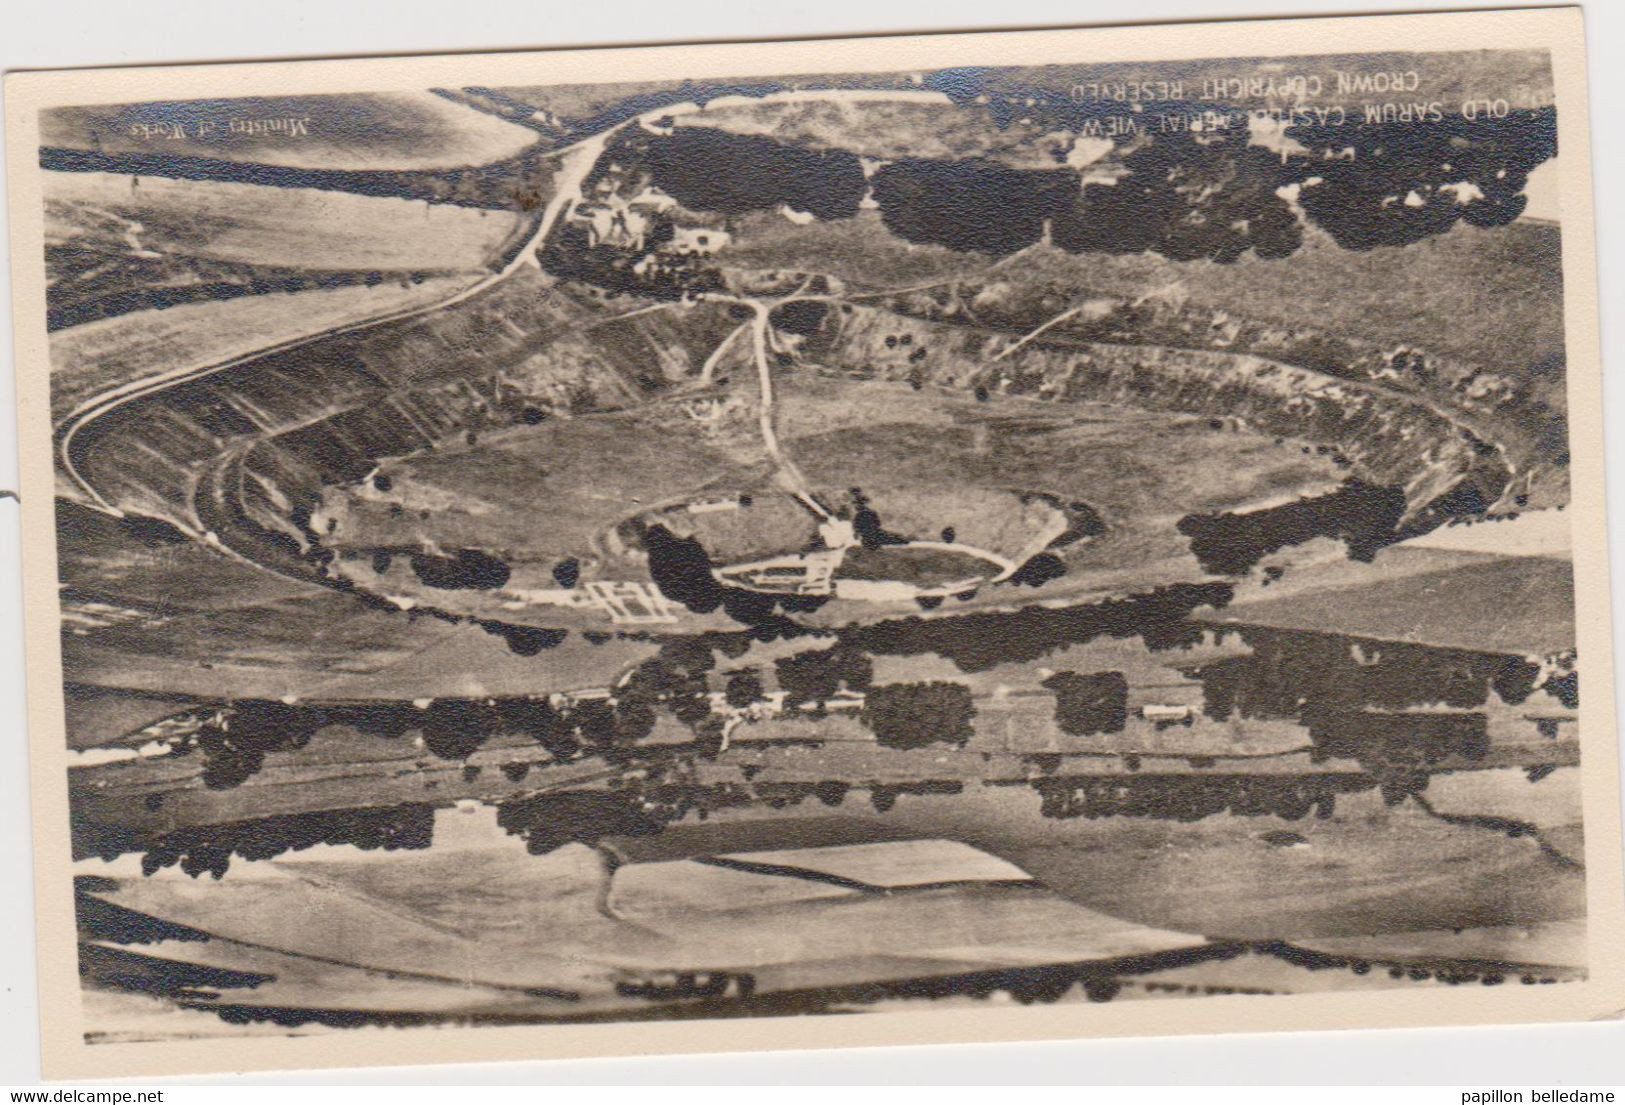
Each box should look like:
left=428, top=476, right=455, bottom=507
left=835, top=648, right=875, bottom=692
left=724, top=669, right=764, bottom=709
left=776, top=646, right=873, bottom=708
left=134, top=805, right=435, bottom=880
left=860, top=681, right=976, bottom=749
left=410, top=548, right=511, bottom=590
left=1010, top=552, right=1067, bottom=588
left=612, top=698, right=657, bottom=745
left=643, top=525, right=724, bottom=613
left=419, top=700, right=492, bottom=761
left=496, top=792, right=659, bottom=855
left=195, top=703, right=324, bottom=789
left=1042, top=670, right=1128, bottom=737
left=569, top=699, right=618, bottom=748
left=671, top=689, right=715, bottom=727
left=663, top=637, right=719, bottom=674
left=621, top=653, right=712, bottom=729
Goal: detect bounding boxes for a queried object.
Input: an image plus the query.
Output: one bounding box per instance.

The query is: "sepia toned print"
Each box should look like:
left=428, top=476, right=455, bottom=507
left=6, top=7, right=1621, bottom=1080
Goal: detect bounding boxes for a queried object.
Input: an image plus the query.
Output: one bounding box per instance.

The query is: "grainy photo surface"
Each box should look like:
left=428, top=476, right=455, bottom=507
left=5, top=6, right=1621, bottom=1079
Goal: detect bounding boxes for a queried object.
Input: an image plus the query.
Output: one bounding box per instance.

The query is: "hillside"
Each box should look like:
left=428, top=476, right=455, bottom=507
left=48, top=276, right=478, bottom=421
left=718, top=211, right=1563, bottom=389
left=1021, top=219, right=1566, bottom=389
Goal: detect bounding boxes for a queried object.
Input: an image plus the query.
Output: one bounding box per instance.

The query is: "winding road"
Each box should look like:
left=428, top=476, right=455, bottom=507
left=54, top=126, right=610, bottom=520
left=54, top=87, right=960, bottom=526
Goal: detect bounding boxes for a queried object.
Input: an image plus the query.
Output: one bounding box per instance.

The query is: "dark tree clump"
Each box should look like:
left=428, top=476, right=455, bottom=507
left=194, top=702, right=324, bottom=790
left=480, top=621, right=567, bottom=656
left=872, top=157, right=1079, bottom=256
left=1052, top=131, right=1300, bottom=262
left=643, top=524, right=724, bottom=613
left=127, top=804, right=434, bottom=880
left=1009, top=553, right=1067, bottom=588
left=496, top=791, right=662, bottom=855
left=724, top=669, right=765, bottom=709
left=861, top=681, right=977, bottom=749
left=642, top=127, right=867, bottom=220
left=409, top=548, right=511, bottom=590
left=552, top=558, right=581, bottom=589
left=1042, top=670, right=1129, bottom=737
left=775, top=646, right=874, bottom=709
left=1291, top=110, right=1557, bottom=250
left=1491, top=656, right=1542, bottom=706
left=770, top=300, right=829, bottom=336
left=1177, top=480, right=1408, bottom=576
left=1543, top=670, right=1578, bottom=710
left=612, top=698, right=658, bottom=745
left=419, top=700, right=492, bottom=761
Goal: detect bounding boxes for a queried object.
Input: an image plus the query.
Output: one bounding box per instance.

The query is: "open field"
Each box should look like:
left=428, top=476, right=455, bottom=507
left=48, top=275, right=476, bottom=420
left=64, top=623, right=659, bottom=706
left=41, top=91, right=538, bottom=171
left=783, top=376, right=1342, bottom=585
left=1211, top=546, right=1575, bottom=657
left=74, top=810, right=1220, bottom=1020
left=781, top=376, right=1338, bottom=517
left=718, top=212, right=1564, bottom=390
left=742, top=782, right=1585, bottom=943
left=45, top=170, right=523, bottom=273
left=322, top=402, right=766, bottom=565
left=315, top=365, right=1341, bottom=621
left=62, top=686, right=203, bottom=751
left=72, top=759, right=1582, bottom=979
left=82, top=775, right=1579, bottom=948
left=56, top=503, right=659, bottom=705
left=57, top=500, right=320, bottom=614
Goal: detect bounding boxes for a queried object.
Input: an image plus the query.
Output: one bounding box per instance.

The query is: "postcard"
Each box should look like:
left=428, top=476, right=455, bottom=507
left=5, top=5, right=1619, bottom=1079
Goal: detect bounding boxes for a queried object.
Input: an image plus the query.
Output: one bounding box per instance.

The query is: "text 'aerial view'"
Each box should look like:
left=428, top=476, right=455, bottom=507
left=18, top=25, right=1603, bottom=1069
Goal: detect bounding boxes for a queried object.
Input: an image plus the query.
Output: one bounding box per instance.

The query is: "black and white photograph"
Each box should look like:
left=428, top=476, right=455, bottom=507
left=4, top=5, right=1620, bottom=1080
